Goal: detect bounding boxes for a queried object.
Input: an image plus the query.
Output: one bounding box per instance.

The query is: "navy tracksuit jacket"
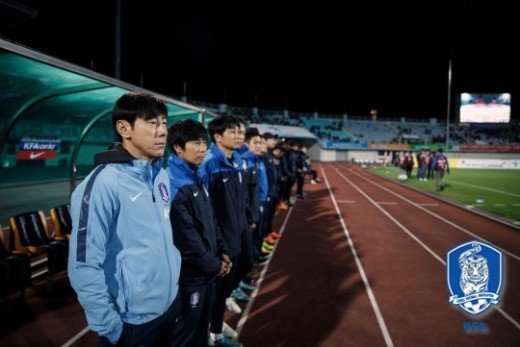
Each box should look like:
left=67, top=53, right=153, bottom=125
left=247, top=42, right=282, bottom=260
left=167, top=154, right=227, bottom=285
left=198, top=144, right=248, bottom=259
left=237, top=145, right=261, bottom=225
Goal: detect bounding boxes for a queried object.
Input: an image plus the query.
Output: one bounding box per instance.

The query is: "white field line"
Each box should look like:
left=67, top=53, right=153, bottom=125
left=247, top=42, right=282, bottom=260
left=61, top=327, right=91, bottom=347
left=444, top=179, right=520, bottom=198
left=320, top=164, right=394, bottom=347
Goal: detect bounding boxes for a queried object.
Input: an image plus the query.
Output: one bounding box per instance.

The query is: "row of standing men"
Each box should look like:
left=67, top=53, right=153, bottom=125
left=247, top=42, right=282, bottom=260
left=67, top=92, right=319, bottom=347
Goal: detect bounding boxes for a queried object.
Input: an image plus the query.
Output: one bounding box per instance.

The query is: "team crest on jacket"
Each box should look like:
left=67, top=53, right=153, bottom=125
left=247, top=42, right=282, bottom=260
left=447, top=241, right=502, bottom=315
left=190, top=292, right=200, bottom=307
left=158, top=183, right=169, bottom=202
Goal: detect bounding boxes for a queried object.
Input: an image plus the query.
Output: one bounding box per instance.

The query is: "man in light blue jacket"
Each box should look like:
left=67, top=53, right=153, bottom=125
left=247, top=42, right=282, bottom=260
left=68, top=93, right=182, bottom=346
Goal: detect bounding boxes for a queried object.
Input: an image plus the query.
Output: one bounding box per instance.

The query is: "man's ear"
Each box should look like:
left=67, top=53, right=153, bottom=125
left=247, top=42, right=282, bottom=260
left=173, top=144, right=183, bottom=155
left=116, top=120, right=132, bottom=140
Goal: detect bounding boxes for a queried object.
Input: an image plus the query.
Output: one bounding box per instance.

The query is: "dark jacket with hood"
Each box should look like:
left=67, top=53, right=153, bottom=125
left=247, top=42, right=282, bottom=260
left=167, top=154, right=227, bottom=285
left=198, top=144, right=248, bottom=258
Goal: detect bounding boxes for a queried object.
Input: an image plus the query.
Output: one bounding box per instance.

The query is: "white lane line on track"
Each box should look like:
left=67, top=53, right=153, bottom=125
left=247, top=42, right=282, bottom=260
left=336, top=200, right=356, bottom=203
left=341, top=166, right=520, bottom=262
left=62, top=326, right=90, bottom=347
left=332, top=165, right=520, bottom=331
left=417, top=203, right=438, bottom=207
left=236, top=205, right=295, bottom=337
left=444, top=179, right=520, bottom=198
left=320, top=164, right=394, bottom=347
left=375, top=202, right=398, bottom=205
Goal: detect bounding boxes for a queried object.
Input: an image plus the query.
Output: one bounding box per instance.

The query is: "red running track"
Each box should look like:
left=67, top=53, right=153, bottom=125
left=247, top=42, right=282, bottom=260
left=237, top=162, right=520, bottom=346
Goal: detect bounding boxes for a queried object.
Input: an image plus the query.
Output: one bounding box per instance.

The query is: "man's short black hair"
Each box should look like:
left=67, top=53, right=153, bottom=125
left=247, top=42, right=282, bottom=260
left=112, top=92, right=167, bottom=142
left=262, top=132, right=277, bottom=140
left=245, top=127, right=260, bottom=142
left=274, top=142, right=286, bottom=152
left=235, top=116, right=247, bottom=126
left=207, top=115, right=241, bottom=142
left=167, top=119, right=207, bottom=154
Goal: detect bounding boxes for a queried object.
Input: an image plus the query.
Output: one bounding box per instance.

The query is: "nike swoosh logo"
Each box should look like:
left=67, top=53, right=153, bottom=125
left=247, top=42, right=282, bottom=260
left=30, top=152, right=45, bottom=159
left=223, top=178, right=228, bottom=183
left=130, top=192, right=143, bottom=202
left=193, top=191, right=199, bottom=197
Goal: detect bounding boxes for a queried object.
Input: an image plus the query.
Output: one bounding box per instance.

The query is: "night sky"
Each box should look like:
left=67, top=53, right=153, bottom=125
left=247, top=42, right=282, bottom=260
left=1, top=0, right=518, bottom=120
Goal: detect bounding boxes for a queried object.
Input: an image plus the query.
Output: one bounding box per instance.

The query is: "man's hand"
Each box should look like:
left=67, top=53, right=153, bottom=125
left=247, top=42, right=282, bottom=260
left=219, top=253, right=232, bottom=277
left=249, top=223, right=256, bottom=230
left=218, top=261, right=230, bottom=277
left=221, top=253, right=232, bottom=267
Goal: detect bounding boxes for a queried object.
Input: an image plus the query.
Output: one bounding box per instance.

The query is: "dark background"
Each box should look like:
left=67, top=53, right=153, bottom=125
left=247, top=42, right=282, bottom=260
left=1, top=0, right=518, bottom=120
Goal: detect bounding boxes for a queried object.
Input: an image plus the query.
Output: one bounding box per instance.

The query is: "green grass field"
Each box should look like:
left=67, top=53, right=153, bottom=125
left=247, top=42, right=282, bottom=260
left=369, top=166, right=520, bottom=222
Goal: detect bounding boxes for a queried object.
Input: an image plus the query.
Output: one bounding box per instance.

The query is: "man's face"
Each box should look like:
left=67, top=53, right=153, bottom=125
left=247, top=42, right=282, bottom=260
left=273, top=148, right=283, bottom=158
left=120, top=116, right=167, bottom=160
left=259, top=138, right=268, bottom=155
left=236, top=123, right=246, bottom=147
left=301, top=147, right=308, bottom=154
left=266, top=138, right=277, bottom=149
left=246, top=136, right=262, bottom=155
left=215, top=126, right=241, bottom=151
left=176, top=138, right=207, bottom=166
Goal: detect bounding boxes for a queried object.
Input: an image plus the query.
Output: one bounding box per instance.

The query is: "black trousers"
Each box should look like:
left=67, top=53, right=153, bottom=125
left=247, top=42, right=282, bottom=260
left=210, top=255, right=239, bottom=334
left=261, top=197, right=277, bottom=239
left=232, top=228, right=255, bottom=290
left=283, top=175, right=295, bottom=202
left=98, top=293, right=182, bottom=347
left=296, top=173, right=304, bottom=196
left=172, top=281, right=215, bottom=347
left=253, top=204, right=268, bottom=259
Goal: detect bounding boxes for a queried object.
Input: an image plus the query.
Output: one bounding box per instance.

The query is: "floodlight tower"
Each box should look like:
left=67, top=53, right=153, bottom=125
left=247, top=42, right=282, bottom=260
left=446, top=60, right=452, bottom=150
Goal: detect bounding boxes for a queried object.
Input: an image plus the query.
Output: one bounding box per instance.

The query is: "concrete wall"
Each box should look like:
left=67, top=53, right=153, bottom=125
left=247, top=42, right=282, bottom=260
left=446, top=152, right=520, bottom=160
left=308, top=144, right=520, bottom=164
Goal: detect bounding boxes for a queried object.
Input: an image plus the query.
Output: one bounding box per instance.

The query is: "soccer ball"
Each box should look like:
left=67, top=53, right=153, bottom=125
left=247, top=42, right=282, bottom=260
left=397, top=174, right=408, bottom=182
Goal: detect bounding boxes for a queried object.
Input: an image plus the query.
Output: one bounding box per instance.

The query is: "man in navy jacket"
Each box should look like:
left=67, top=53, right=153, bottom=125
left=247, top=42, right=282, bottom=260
left=198, top=115, right=246, bottom=347
left=167, top=119, right=231, bottom=347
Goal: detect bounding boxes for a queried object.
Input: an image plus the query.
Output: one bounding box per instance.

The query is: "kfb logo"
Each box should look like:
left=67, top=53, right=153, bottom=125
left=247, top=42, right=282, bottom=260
left=447, top=241, right=502, bottom=315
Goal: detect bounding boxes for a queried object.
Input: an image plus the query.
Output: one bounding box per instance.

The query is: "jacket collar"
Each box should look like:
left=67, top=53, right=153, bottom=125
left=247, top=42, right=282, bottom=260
left=94, top=143, right=163, bottom=173
left=168, top=154, right=200, bottom=184
left=209, top=143, right=243, bottom=169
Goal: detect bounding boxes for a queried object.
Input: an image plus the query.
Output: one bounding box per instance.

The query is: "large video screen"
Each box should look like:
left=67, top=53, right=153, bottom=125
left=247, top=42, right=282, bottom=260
left=459, top=93, right=511, bottom=123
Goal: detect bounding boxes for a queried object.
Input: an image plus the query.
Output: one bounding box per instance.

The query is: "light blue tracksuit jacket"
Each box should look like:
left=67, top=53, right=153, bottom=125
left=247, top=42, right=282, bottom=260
left=68, top=147, right=181, bottom=343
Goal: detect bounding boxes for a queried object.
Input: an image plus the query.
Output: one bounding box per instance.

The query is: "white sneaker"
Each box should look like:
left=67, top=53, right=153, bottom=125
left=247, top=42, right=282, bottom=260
left=223, top=322, right=239, bottom=339
left=311, top=179, right=317, bottom=184
left=226, top=297, right=242, bottom=314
